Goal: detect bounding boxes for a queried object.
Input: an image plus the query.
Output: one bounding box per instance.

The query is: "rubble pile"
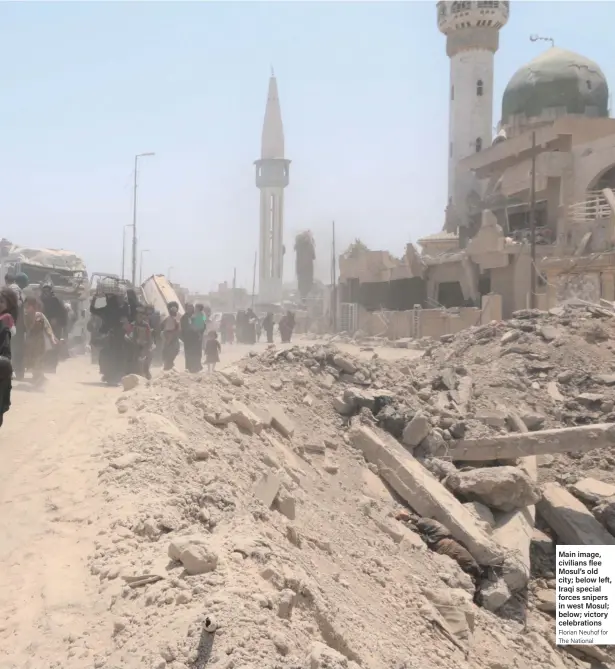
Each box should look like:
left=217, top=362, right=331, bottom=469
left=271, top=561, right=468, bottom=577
left=85, top=305, right=615, bottom=669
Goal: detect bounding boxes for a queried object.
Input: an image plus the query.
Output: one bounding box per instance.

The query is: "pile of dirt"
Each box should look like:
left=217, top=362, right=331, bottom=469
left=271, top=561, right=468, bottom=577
left=81, top=306, right=615, bottom=669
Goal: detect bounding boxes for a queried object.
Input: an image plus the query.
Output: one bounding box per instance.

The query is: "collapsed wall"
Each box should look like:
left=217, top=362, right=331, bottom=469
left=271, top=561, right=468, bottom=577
left=87, top=302, right=615, bottom=669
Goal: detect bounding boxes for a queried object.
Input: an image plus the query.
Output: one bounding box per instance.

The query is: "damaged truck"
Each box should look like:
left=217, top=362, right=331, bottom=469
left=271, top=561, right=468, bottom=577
left=1, top=242, right=90, bottom=352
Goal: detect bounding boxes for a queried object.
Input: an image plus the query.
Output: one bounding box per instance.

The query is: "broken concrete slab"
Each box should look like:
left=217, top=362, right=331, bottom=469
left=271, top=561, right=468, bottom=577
left=498, top=411, right=537, bottom=592
left=535, top=589, right=556, bottom=613
left=179, top=544, right=219, bottom=575
left=531, top=528, right=554, bottom=552
left=492, top=507, right=534, bottom=591
left=592, top=498, right=615, bottom=534
left=445, top=423, right=615, bottom=461
left=168, top=535, right=210, bottom=562
left=480, top=577, right=510, bottom=612
left=350, top=426, right=524, bottom=591
left=332, top=396, right=354, bottom=416
left=447, top=466, right=540, bottom=512
left=537, top=482, right=615, bottom=545
left=576, top=393, right=605, bottom=407
left=220, top=369, right=245, bottom=386
left=521, top=412, right=545, bottom=431
left=253, top=472, right=283, bottom=508
left=267, top=403, right=296, bottom=438
left=332, top=354, right=357, bottom=375
left=569, top=477, right=615, bottom=505
left=475, top=410, right=507, bottom=428
left=538, top=325, right=561, bottom=342
left=401, top=413, right=431, bottom=448
left=463, top=501, right=494, bottom=528
left=252, top=406, right=273, bottom=428
left=319, top=374, right=336, bottom=390
left=229, top=401, right=265, bottom=434
left=546, top=381, right=565, bottom=402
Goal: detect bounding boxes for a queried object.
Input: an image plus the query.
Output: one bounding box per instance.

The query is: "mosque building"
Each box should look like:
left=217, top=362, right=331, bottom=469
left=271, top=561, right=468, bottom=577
left=338, top=1, right=615, bottom=330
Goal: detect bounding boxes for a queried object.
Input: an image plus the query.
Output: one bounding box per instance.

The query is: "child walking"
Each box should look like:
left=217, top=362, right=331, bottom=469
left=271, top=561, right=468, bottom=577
left=204, top=330, right=221, bottom=373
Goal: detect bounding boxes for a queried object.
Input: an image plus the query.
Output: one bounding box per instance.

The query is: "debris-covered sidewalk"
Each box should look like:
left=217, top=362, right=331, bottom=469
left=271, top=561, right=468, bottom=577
left=85, top=303, right=615, bottom=669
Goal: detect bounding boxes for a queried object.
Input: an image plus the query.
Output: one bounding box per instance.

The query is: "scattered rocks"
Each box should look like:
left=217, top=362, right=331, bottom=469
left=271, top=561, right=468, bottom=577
left=268, top=402, right=296, bottom=438
left=480, top=578, right=511, bottom=612
left=229, top=400, right=265, bottom=434
left=122, top=374, right=141, bottom=391
left=535, top=589, right=556, bottom=613
left=91, top=303, right=615, bottom=669
left=401, top=413, right=431, bottom=448
left=447, top=466, right=541, bottom=512
left=569, top=477, right=615, bottom=505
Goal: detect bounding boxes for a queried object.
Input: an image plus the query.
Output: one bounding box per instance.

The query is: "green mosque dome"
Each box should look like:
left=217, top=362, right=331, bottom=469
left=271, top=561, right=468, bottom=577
left=502, top=47, right=609, bottom=124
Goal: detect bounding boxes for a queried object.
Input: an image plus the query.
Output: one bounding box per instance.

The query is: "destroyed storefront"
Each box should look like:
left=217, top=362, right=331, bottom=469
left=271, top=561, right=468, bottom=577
left=337, top=216, right=516, bottom=339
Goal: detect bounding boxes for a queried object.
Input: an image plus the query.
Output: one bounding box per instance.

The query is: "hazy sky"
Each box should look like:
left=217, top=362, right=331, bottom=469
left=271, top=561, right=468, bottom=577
left=0, top=1, right=612, bottom=292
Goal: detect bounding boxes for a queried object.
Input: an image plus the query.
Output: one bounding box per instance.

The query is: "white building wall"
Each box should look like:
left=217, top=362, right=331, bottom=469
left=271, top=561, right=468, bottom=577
left=259, top=186, right=284, bottom=303
left=448, top=48, right=494, bottom=207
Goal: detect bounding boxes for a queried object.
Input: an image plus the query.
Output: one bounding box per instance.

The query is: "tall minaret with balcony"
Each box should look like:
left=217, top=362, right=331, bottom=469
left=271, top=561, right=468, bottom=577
left=437, top=1, right=509, bottom=232
left=255, top=72, right=290, bottom=304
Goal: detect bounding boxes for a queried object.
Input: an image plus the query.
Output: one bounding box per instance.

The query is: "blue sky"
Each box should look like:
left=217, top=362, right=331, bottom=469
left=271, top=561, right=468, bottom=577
left=0, top=1, right=612, bottom=292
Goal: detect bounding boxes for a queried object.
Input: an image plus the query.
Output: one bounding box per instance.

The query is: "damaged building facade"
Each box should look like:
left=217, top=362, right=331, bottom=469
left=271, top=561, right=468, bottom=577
left=338, top=2, right=615, bottom=338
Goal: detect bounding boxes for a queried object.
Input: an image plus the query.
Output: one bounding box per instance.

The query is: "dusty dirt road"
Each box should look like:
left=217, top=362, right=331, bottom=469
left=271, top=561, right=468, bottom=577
left=0, top=340, right=420, bottom=668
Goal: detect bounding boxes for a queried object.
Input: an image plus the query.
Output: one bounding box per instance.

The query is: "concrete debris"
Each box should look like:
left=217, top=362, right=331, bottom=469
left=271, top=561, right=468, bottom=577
left=535, top=589, right=556, bottom=613
left=592, top=497, right=615, bottom=535
left=568, top=477, right=615, bottom=505
left=332, top=396, right=354, bottom=416
left=267, top=402, right=296, bottom=438
left=446, top=466, right=541, bottom=512
left=531, top=528, right=554, bottom=552
left=480, top=577, right=511, bottom=613
left=446, top=423, right=615, bottom=462
left=229, top=400, right=265, bottom=434
left=463, top=501, right=495, bottom=528
left=351, top=427, right=524, bottom=591
left=89, top=301, right=615, bottom=669
left=537, top=482, right=615, bottom=545
left=253, top=472, right=282, bottom=508
left=401, top=413, right=431, bottom=448
left=178, top=543, right=219, bottom=575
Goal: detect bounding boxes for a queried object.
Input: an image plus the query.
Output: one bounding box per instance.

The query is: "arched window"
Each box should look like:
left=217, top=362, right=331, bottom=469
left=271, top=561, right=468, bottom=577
left=476, top=79, right=484, bottom=96
left=475, top=137, right=482, bottom=153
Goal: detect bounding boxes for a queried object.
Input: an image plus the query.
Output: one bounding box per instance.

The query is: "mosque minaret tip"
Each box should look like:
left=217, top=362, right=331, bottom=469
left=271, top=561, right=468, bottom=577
left=437, top=0, right=509, bottom=230
left=255, top=70, right=290, bottom=304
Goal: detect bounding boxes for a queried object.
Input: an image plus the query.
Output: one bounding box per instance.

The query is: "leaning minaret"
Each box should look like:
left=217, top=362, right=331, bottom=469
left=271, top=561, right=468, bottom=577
left=437, top=1, right=509, bottom=228
left=255, top=71, right=290, bottom=304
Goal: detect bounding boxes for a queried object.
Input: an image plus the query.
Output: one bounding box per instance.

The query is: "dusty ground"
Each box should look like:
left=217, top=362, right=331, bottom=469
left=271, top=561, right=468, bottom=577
left=0, top=341, right=422, bottom=669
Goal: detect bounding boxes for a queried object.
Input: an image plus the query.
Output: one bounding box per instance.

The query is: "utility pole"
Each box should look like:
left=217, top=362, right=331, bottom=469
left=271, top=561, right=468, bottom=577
left=529, top=131, right=537, bottom=309
left=131, top=152, right=155, bottom=286
left=251, top=252, right=257, bottom=308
